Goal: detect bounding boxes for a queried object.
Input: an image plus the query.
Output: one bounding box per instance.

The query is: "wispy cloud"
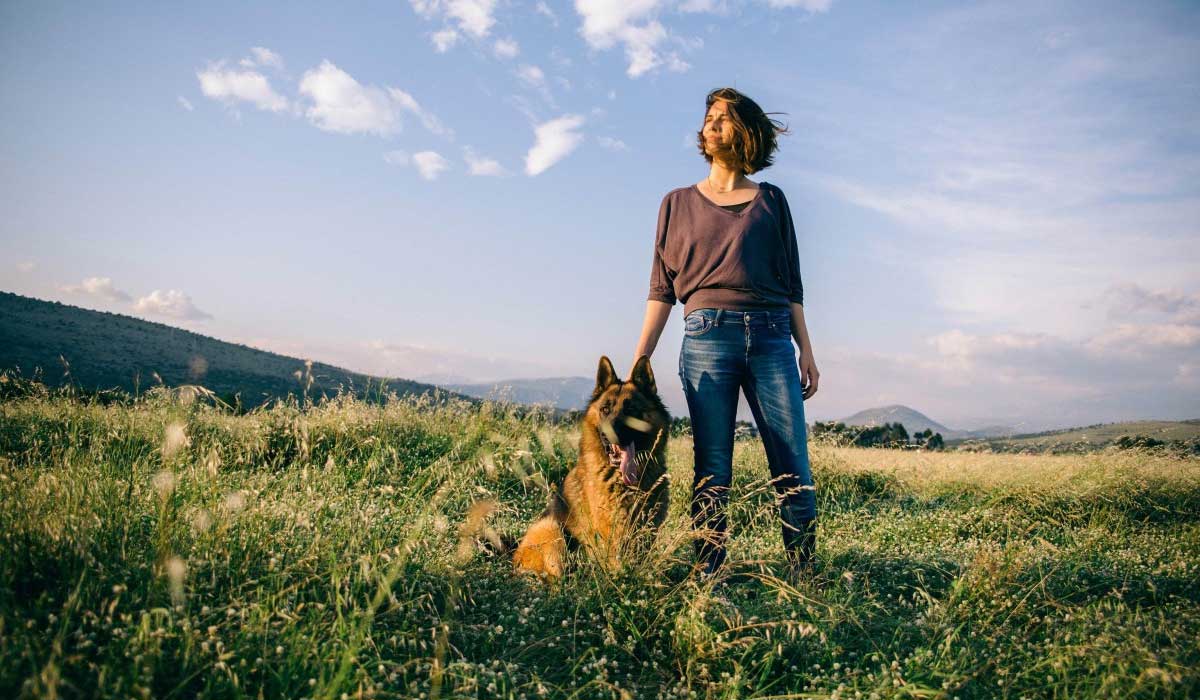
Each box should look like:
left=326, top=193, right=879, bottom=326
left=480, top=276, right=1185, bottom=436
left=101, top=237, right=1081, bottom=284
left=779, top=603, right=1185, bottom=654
left=515, top=64, right=545, bottom=87
left=384, top=148, right=451, bottom=179
left=60, top=276, right=131, bottom=302
left=493, top=37, right=519, bottom=59
left=596, top=135, right=627, bottom=152
left=241, top=46, right=284, bottom=71
left=524, top=114, right=585, bottom=176
left=534, top=1, right=558, bottom=26
left=430, top=28, right=459, bottom=53
left=761, top=0, right=833, bottom=10
left=462, top=146, right=508, bottom=176
left=412, top=151, right=451, bottom=180
left=176, top=95, right=194, bottom=111
left=1093, top=282, right=1200, bottom=323
left=382, top=150, right=410, bottom=165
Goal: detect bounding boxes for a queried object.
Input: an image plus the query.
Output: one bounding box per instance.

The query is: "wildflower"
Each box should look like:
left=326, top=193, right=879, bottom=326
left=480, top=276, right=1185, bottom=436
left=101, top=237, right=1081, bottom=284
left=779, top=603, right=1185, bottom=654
left=191, top=508, right=212, bottom=534
left=165, top=556, right=186, bottom=606
left=151, top=470, right=177, bottom=500
left=162, top=422, right=190, bottom=459
left=222, top=491, right=246, bottom=514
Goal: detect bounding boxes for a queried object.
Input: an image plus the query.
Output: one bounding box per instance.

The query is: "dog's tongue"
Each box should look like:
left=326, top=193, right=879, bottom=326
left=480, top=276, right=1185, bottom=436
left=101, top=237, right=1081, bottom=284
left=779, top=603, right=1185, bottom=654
left=619, top=441, right=638, bottom=485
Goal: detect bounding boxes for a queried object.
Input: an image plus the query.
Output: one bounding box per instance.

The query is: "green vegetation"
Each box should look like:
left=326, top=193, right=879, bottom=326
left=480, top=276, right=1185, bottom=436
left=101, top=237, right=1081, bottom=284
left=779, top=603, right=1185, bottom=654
left=813, top=420, right=944, bottom=450
left=2, top=378, right=1198, bottom=699
left=0, top=290, right=478, bottom=410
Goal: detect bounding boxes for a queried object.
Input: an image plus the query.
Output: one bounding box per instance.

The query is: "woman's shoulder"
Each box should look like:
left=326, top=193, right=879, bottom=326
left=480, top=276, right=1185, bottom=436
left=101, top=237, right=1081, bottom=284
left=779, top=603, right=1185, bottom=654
left=662, top=184, right=694, bottom=202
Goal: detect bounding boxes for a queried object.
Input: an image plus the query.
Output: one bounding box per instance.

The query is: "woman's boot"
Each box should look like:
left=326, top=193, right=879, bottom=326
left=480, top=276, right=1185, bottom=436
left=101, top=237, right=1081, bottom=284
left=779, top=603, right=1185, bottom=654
left=784, top=519, right=817, bottom=583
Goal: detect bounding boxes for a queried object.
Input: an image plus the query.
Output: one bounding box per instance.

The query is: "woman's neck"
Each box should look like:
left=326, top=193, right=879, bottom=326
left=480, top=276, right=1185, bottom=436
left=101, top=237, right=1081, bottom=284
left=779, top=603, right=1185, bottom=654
left=706, top=164, right=747, bottom=193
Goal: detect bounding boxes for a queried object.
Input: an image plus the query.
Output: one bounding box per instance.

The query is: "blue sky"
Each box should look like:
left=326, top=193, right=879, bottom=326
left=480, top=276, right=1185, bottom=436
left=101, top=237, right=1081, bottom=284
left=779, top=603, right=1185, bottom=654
left=2, top=0, right=1198, bottom=431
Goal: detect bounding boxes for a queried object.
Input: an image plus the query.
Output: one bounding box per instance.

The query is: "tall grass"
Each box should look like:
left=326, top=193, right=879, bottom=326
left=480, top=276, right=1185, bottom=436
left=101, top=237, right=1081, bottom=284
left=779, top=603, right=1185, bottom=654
left=1, top=385, right=1197, bottom=699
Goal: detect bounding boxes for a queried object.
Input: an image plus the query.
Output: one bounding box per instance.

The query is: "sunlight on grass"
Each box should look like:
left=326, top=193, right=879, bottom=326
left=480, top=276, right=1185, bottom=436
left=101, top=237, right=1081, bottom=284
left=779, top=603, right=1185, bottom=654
left=1, top=378, right=1197, bottom=698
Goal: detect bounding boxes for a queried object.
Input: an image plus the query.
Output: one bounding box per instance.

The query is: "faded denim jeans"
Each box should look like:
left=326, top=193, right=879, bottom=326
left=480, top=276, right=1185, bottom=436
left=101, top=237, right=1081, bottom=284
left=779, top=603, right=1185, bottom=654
left=678, top=307, right=817, bottom=575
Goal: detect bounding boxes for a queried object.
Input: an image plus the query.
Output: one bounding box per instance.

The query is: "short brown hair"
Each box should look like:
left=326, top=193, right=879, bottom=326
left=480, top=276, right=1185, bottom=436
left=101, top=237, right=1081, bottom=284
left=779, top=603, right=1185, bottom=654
left=695, top=87, right=790, bottom=174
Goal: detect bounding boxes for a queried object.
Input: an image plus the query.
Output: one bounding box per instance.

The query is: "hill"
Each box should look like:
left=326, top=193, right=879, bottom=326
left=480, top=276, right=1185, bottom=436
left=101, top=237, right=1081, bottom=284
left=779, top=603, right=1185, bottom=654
left=0, top=290, right=478, bottom=409
left=835, top=404, right=1011, bottom=440
left=945, top=418, right=1200, bottom=454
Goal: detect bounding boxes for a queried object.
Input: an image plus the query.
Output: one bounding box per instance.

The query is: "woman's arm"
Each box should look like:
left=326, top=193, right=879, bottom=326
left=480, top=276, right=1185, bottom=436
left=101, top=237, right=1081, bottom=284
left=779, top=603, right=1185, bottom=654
left=790, top=302, right=819, bottom=399
left=633, top=300, right=673, bottom=367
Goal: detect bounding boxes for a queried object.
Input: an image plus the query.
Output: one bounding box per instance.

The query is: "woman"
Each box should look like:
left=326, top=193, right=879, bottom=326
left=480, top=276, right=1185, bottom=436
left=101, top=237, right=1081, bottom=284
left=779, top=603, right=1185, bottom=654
left=632, top=87, right=820, bottom=583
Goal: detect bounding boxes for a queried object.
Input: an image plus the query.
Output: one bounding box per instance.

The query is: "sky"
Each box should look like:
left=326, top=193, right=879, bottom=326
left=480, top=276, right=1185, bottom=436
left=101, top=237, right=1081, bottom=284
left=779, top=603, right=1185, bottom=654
left=2, top=0, right=1198, bottom=432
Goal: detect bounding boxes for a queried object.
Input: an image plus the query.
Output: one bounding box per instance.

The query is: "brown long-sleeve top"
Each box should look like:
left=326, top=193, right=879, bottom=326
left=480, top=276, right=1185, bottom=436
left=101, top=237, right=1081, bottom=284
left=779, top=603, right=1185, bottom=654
left=647, top=181, right=804, bottom=316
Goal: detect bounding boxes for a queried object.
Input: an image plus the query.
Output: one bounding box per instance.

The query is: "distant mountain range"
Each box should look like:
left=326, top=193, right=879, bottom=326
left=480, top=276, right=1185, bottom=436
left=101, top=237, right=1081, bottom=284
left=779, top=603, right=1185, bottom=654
left=0, top=291, right=478, bottom=409
left=4, top=290, right=1188, bottom=445
left=438, top=376, right=596, bottom=409
left=834, top=404, right=1016, bottom=440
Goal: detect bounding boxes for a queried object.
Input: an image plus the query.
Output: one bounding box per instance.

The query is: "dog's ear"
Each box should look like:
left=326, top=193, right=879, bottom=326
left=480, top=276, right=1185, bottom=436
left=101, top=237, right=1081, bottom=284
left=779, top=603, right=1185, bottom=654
left=591, top=355, right=619, bottom=402
left=628, top=355, right=656, bottom=395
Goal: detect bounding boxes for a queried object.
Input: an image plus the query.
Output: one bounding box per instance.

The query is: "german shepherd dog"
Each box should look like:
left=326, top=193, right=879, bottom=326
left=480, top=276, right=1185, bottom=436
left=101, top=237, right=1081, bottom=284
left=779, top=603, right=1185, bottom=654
left=512, top=355, right=671, bottom=581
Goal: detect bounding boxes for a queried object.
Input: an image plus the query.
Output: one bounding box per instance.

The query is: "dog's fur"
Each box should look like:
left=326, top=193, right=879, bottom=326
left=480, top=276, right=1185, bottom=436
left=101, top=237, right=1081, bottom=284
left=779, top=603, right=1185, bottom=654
left=512, top=355, right=671, bottom=581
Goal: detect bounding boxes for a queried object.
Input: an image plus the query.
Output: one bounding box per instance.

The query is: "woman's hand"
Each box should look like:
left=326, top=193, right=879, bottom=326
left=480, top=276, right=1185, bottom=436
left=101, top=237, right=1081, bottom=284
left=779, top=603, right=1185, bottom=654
left=799, top=350, right=819, bottom=400
left=789, top=303, right=818, bottom=400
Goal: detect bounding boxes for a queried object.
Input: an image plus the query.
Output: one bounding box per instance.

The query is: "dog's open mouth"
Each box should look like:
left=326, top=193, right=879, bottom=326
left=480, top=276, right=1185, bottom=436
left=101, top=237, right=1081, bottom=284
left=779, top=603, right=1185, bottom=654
left=599, top=432, right=648, bottom=486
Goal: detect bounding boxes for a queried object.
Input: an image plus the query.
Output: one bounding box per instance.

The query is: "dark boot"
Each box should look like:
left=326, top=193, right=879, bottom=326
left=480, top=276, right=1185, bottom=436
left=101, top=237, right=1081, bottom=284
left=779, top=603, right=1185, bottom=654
left=784, top=519, right=817, bottom=583
left=692, top=487, right=729, bottom=578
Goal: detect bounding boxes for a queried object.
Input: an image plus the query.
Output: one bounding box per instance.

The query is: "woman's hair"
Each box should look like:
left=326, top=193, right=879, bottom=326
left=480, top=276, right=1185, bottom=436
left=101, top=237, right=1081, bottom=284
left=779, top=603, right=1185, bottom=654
left=696, top=87, right=790, bottom=174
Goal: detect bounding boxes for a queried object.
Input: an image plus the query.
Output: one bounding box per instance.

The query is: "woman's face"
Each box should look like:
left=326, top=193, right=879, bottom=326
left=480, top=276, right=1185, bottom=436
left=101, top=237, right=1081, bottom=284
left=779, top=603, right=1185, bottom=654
left=703, top=100, right=733, bottom=148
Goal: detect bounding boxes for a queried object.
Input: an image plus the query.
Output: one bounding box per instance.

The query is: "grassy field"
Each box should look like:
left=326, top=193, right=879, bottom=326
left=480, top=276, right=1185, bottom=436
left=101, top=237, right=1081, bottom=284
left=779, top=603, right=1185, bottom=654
left=1, top=385, right=1198, bottom=699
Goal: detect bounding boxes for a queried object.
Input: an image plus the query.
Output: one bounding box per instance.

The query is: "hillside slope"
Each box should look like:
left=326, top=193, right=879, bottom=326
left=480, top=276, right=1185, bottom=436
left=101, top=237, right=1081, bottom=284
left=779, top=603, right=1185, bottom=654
left=0, top=291, right=474, bottom=408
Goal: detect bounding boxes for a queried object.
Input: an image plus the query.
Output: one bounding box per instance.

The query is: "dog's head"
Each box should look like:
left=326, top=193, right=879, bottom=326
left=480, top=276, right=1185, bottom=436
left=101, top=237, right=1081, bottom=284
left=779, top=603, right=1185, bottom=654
left=586, top=355, right=671, bottom=487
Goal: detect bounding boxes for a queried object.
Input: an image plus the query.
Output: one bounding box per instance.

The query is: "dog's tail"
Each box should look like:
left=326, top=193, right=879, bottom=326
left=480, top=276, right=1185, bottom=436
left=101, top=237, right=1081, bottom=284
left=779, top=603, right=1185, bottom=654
left=478, top=483, right=569, bottom=557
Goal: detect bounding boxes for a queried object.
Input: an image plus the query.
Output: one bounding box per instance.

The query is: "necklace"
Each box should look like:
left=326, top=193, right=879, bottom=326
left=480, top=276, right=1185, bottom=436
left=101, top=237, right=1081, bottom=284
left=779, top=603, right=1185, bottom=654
left=706, top=173, right=742, bottom=195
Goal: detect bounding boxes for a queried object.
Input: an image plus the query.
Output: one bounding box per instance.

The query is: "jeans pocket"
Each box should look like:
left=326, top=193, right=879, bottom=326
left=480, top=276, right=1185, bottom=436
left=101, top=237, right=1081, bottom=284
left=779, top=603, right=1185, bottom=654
left=768, top=319, right=793, bottom=338
left=683, top=313, right=714, bottom=337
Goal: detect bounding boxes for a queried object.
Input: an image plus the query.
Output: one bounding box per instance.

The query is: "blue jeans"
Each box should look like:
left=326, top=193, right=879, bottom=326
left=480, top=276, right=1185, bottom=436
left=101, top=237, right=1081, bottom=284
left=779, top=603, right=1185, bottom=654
left=678, top=307, right=817, bottom=574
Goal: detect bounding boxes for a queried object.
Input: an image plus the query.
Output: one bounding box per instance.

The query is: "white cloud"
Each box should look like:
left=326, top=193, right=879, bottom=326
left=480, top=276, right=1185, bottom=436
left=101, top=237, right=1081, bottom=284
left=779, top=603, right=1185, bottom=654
left=60, top=276, right=131, bottom=302
left=515, top=64, right=545, bottom=87
left=573, top=0, right=698, bottom=78
left=493, top=37, right=520, bottom=59
left=431, top=28, right=460, bottom=52
left=412, top=150, right=451, bottom=180
left=524, top=114, right=586, bottom=176
left=133, top=290, right=213, bottom=321
left=462, top=146, right=508, bottom=176
left=761, top=0, right=833, bottom=10
left=297, top=60, right=452, bottom=138
left=177, top=96, right=194, bottom=111
left=196, top=61, right=290, bottom=113
left=596, top=135, right=627, bottom=151
left=678, top=0, right=729, bottom=13
left=535, top=1, right=558, bottom=25
left=409, top=0, right=498, bottom=40
left=246, top=46, right=285, bottom=70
